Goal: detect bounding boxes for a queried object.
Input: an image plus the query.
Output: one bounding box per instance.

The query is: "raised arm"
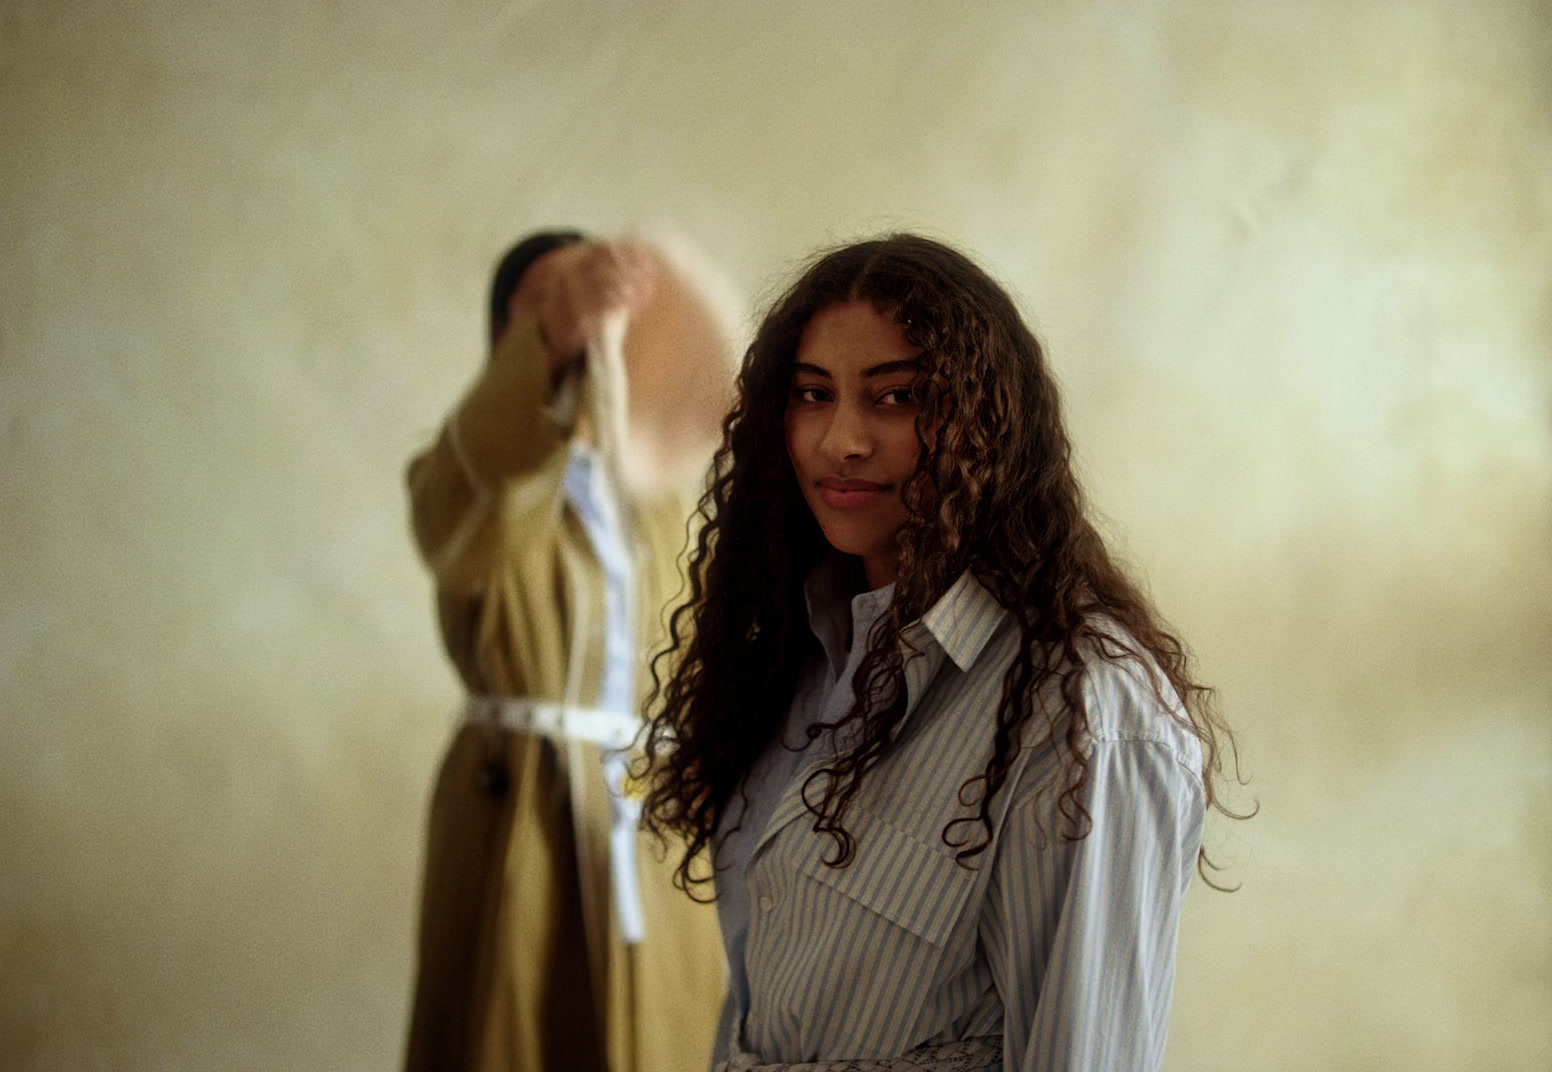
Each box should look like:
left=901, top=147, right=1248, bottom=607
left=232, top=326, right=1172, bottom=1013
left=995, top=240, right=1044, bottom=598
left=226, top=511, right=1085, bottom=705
left=406, top=316, right=574, bottom=588
left=407, top=240, right=659, bottom=589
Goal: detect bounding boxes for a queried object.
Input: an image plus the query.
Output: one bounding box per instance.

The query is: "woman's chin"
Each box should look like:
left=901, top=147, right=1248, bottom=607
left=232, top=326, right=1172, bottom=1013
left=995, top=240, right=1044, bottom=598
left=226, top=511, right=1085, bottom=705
left=817, top=528, right=885, bottom=561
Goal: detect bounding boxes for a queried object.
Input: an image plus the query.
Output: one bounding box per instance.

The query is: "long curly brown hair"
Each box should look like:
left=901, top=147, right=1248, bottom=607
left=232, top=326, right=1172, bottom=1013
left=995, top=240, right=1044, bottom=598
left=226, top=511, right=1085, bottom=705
left=639, top=233, right=1243, bottom=897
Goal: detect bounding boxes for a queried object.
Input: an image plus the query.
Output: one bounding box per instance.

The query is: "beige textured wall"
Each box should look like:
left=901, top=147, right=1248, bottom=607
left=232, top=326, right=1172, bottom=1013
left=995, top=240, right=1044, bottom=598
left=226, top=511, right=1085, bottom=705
left=2, top=1, right=1548, bottom=1069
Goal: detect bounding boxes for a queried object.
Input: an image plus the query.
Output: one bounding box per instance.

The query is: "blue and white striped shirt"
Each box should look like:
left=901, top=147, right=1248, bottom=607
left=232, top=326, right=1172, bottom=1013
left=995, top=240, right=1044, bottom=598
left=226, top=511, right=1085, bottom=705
left=712, top=569, right=1206, bottom=1071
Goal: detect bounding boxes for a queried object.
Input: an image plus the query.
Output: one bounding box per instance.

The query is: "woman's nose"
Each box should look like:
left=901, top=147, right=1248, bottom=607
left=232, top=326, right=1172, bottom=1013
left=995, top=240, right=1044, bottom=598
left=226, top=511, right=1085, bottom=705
left=821, top=403, right=872, bottom=461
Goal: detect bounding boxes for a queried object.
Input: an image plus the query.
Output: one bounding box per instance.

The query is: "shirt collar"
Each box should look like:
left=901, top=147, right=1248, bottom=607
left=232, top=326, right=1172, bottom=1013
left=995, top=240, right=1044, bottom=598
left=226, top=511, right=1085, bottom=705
left=913, top=571, right=1008, bottom=673
left=804, top=556, right=896, bottom=681
left=803, top=560, right=1006, bottom=676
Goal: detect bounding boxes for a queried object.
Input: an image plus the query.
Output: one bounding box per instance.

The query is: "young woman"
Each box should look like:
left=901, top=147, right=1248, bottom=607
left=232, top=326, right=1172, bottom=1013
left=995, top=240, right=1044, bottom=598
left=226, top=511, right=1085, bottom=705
left=639, top=235, right=1239, bottom=1071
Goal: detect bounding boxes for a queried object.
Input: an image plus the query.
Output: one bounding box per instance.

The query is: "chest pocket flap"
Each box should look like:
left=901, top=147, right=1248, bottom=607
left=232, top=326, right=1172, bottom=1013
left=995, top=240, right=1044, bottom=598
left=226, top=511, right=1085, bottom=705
left=795, top=802, right=977, bottom=947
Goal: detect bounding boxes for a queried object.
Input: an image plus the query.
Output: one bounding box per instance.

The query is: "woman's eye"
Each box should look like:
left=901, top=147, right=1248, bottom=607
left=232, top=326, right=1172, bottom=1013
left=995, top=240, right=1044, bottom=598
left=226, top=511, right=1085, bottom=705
left=792, top=385, right=829, bottom=403
left=879, top=387, right=916, bottom=406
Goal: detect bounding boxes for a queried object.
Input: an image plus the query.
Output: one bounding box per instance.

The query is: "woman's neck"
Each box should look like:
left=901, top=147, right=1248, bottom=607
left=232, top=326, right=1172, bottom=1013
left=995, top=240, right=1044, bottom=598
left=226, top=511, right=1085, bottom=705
left=862, top=546, right=899, bottom=591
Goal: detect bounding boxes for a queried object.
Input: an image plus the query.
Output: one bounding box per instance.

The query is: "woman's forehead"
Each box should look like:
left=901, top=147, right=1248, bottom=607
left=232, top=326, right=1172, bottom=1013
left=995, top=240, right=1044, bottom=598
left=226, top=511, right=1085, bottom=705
left=794, top=301, right=919, bottom=373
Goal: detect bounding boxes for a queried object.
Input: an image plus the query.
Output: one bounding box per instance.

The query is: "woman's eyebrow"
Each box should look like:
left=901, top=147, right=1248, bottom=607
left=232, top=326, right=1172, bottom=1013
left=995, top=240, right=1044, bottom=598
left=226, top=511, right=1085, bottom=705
left=863, top=359, right=923, bottom=378
left=792, top=359, right=921, bottom=379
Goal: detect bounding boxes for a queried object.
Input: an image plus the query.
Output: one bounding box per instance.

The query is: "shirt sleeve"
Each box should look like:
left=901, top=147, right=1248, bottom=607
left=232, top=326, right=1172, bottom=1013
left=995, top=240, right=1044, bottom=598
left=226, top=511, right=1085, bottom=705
left=406, top=316, right=574, bottom=591
left=982, top=725, right=1205, bottom=1072
left=710, top=988, right=735, bottom=1070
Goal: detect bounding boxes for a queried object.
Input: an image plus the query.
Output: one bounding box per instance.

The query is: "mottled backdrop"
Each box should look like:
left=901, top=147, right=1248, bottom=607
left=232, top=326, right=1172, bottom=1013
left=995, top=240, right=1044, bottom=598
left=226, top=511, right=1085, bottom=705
left=1, top=1, right=1548, bottom=1069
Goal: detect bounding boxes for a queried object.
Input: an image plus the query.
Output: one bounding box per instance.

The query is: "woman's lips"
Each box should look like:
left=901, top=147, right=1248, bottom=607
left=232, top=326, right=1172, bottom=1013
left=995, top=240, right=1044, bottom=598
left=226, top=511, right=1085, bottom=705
left=817, top=477, right=888, bottom=509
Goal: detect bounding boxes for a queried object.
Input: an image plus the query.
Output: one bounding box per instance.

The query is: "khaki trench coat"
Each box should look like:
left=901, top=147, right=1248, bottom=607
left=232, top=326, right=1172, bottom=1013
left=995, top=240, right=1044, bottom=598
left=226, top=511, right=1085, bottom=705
left=403, top=318, right=725, bottom=1072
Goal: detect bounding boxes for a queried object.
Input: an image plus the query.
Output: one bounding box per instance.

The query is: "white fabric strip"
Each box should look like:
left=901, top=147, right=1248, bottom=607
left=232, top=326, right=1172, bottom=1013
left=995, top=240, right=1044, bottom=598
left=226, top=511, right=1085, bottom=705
left=464, top=696, right=640, bottom=751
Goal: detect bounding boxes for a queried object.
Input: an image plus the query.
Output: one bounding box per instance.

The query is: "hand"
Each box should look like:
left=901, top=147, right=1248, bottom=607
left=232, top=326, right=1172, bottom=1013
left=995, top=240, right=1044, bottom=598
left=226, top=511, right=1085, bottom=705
left=510, top=241, right=659, bottom=379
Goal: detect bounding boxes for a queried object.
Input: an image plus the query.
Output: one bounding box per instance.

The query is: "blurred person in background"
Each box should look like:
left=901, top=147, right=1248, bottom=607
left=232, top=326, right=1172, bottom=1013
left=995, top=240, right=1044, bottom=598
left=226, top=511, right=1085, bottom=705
left=403, top=227, right=739, bottom=1072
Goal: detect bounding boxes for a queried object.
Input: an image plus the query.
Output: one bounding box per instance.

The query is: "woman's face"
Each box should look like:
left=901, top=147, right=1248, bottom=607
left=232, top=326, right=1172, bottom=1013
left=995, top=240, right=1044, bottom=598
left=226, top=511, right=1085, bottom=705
left=785, top=301, right=925, bottom=589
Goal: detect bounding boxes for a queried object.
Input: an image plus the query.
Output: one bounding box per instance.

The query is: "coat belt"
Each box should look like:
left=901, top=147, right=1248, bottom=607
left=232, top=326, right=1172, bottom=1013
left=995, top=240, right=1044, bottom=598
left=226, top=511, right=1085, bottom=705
left=463, top=695, right=648, bottom=945
left=463, top=695, right=642, bottom=750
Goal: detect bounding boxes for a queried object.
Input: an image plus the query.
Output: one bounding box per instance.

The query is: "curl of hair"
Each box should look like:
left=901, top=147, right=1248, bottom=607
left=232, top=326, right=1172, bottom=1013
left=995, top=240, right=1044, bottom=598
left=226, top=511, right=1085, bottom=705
left=637, top=234, right=1247, bottom=900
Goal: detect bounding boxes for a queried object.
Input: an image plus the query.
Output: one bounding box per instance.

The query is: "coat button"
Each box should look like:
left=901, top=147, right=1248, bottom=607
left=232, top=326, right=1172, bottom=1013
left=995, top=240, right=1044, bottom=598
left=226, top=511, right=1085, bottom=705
left=478, top=760, right=510, bottom=796
left=759, top=895, right=775, bottom=913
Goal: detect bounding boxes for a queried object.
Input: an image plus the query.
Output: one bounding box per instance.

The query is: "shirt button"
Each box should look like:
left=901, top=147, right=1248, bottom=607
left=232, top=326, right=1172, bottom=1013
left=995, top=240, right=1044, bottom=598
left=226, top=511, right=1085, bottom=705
left=759, top=895, right=775, bottom=913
